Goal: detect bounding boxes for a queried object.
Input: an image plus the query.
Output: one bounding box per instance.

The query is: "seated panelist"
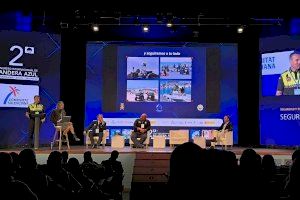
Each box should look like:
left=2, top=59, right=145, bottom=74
left=84, top=114, right=107, bottom=148
left=212, top=115, right=233, bottom=143
left=131, top=113, right=151, bottom=148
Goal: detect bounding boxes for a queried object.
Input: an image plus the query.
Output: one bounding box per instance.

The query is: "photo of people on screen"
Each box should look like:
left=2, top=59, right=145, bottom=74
left=160, top=57, right=192, bottom=79
left=127, top=80, right=159, bottom=102
left=160, top=80, right=191, bottom=102
left=276, top=51, right=300, bottom=96
left=127, top=57, right=159, bottom=79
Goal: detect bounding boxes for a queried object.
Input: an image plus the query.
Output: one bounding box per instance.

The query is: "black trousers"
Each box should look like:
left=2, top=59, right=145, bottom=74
left=89, top=131, right=104, bottom=145
left=28, top=118, right=41, bottom=146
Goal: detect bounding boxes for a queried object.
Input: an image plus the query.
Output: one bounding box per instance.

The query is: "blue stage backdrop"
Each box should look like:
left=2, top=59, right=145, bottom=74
left=85, top=42, right=238, bottom=143
left=260, top=35, right=300, bottom=146
left=0, top=30, right=61, bottom=147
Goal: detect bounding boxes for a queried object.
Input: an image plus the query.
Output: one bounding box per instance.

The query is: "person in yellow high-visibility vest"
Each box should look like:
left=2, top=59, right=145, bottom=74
left=25, top=95, right=45, bottom=147
left=276, top=51, right=300, bottom=96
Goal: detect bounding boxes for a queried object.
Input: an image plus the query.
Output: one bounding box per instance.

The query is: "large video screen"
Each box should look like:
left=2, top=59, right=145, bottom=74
left=0, top=30, right=61, bottom=147
left=260, top=35, right=300, bottom=146
left=85, top=42, right=238, bottom=143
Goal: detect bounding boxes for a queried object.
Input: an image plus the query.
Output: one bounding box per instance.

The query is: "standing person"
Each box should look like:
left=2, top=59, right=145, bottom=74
left=25, top=95, right=45, bottom=148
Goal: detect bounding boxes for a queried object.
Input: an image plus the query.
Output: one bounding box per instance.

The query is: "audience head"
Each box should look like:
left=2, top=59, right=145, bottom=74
left=169, top=142, right=203, bottom=185
left=0, top=152, right=13, bottom=178
left=292, top=149, right=300, bottom=162
left=61, top=151, right=68, bottom=164
left=110, top=150, right=119, bottom=161
left=10, top=152, right=19, bottom=171
left=19, top=149, right=37, bottom=169
left=262, top=154, right=276, bottom=170
left=47, top=151, right=62, bottom=170
left=84, top=151, right=93, bottom=163
left=67, top=157, right=80, bottom=174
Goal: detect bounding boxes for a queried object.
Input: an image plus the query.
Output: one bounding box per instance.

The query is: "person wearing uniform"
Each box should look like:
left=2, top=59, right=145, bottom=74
left=131, top=113, right=151, bottom=148
left=84, top=114, right=107, bottom=148
left=50, top=101, right=80, bottom=141
left=276, top=51, right=300, bottom=96
left=25, top=95, right=45, bottom=147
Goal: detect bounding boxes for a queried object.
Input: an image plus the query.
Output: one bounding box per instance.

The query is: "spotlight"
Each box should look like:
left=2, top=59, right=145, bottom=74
left=166, top=22, right=173, bottom=28
left=142, top=25, right=149, bottom=32
left=237, top=26, right=244, bottom=33
left=92, top=24, right=99, bottom=32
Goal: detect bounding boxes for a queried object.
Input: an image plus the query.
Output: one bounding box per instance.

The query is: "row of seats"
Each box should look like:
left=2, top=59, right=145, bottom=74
left=51, top=127, right=233, bottom=150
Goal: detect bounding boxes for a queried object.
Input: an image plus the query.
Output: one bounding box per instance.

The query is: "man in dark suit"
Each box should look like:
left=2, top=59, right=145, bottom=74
left=84, top=114, right=107, bottom=148
left=131, top=113, right=151, bottom=148
left=212, top=115, right=233, bottom=142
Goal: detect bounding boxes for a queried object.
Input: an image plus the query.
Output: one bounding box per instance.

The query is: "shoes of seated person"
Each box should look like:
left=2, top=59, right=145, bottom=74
left=91, top=144, right=97, bottom=149
left=73, top=134, right=80, bottom=141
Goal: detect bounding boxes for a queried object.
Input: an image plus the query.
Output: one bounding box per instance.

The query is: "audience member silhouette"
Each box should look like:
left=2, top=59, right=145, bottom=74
left=16, top=149, right=50, bottom=200
left=168, top=142, right=204, bottom=199
left=101, top=150, right=124, bottom=199
left=61, top=151, right=69, bottom=169
left=46, top=151, right=82, bottom=197
left=0, top=152, right=38, bottom=200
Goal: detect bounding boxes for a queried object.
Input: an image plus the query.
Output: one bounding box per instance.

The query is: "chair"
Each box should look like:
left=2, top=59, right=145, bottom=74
left=51, top=125, right=70, bottom=150
left=129, top=130, right=150, bottom=148
left=212, top=131, right=233, bottom=150
left=169, top=130, right=189, bottom=147
left=85, top=130, right=109, bottom=149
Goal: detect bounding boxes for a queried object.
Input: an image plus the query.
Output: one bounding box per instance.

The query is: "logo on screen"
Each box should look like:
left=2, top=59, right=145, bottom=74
left=0, top=84, right=39, bottom=108
left=3, top=86, right=20, bottom=104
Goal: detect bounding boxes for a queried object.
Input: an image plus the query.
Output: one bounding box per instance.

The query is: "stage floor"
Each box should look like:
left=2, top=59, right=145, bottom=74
left=0, top=146, right=294, bottom=156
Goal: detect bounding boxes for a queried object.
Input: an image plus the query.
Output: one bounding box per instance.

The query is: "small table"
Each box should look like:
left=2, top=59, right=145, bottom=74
left=153, top=135, right=166, bottom=148
left=193, top=136, right=206, bottom=148
left=111, top=135, right=125, bottom=148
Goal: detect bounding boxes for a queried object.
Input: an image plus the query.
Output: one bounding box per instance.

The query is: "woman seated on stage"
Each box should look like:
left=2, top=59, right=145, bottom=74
left=211, top=115, right=233, bottom=143
left=50, top=101, right=80, bottom=141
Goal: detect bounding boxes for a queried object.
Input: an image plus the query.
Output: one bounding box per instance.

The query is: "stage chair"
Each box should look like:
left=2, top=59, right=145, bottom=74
left=51, top=125, right=70, bottom=150
left=129, top=130, right=150, bottom=148
left=111, top=135, right=125, bottom=148
left=215, top=131, right=233, bottom=150
left=169, top=130, right=189, bottom=147
left=193, top=135, right=206, bottom=149
left=84, top=130, right=109, bottom=149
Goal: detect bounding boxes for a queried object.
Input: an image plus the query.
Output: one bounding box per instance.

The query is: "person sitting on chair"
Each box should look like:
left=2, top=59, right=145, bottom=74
left=84, top=114, right=107, bottom=148
left=131, top=113, right=151, bottom=148
left=212, top=115, right=233, bottom=143
left=50, top=101, right=80, bottom=141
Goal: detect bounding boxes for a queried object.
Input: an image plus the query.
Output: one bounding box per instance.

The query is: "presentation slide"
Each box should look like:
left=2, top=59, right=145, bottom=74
left=85, top=42, right=238, bottom=143
left=260, top=35, right=300, bottom=146
left=0, top=30, right=61, bottom=147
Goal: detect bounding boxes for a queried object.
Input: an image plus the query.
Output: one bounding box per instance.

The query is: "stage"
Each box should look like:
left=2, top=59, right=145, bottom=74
left=1, top=146, right=294, bottom=165
left=1, top=146, right=294, bottom=190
